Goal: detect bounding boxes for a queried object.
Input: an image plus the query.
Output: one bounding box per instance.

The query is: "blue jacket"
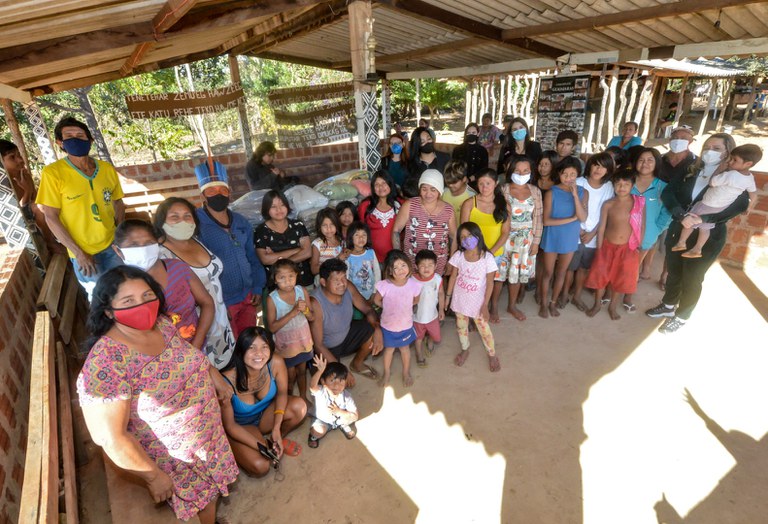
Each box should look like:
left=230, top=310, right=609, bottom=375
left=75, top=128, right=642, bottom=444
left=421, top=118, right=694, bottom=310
left=632, top=177, right=672, bottom=250
left=196, top=207, right=266, bottom=306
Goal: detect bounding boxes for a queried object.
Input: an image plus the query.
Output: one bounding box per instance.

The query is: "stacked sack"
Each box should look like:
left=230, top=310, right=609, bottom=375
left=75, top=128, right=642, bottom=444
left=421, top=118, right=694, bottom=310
left=283, top=185, right=330, bottom=237
left=314, top=170, right=371, bottom=209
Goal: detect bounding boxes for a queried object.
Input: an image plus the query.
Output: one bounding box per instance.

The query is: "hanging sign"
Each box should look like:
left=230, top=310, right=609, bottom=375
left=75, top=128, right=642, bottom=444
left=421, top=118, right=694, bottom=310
left=269, top=82, right=354, bottom=148
left=126, top=83, right=244, bottom=119
left=535, top=74, right=591, bottom=152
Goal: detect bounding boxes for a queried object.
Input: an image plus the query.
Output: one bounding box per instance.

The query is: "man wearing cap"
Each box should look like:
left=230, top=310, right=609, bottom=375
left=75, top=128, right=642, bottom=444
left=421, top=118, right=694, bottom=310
left=391, top=169, right=457, bottom=275
left=659, top=126, right=697, bottom=184
left=195, top=160, right=266, bottom=338
left=36, top=116, right=124, bottom=298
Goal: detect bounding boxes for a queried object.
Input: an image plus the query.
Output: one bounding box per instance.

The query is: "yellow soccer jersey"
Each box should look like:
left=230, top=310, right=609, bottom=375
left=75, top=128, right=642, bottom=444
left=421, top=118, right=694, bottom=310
left=36, top=158, right=124, bottom=256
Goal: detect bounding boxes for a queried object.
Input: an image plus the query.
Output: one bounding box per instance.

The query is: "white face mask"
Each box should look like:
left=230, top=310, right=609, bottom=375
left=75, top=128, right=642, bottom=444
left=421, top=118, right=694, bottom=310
left=669, top=139, right=689, bottom=154
left=120, top=243, right=160, bottom=271
left=511, top=173, right=531, bottom=185
left=162, top=221, right=195, bottom=241
left=701, top=150, right=724, bottom=166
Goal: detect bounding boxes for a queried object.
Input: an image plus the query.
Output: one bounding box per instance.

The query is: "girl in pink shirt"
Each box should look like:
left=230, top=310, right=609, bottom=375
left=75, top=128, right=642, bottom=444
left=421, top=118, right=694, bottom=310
left=374, top=250, right=422, bottom=387
left=446, top=222, right=500, bottom=372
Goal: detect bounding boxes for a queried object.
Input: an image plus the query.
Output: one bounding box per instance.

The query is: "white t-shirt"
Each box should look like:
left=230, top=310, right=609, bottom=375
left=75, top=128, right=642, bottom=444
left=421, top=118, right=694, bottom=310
left=702, top=169, right=756, bottom=208
left=448, top=251, right=498, bottom=319
left=412, top=274, right=442, bottom=324
left=311, top=386, right=358, bottom=427
left=576, top=178, right=615, bottom=248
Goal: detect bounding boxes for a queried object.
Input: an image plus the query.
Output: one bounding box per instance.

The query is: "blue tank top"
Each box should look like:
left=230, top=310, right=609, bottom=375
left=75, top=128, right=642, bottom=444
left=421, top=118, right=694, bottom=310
left=224, top=364, right=277, bottom=426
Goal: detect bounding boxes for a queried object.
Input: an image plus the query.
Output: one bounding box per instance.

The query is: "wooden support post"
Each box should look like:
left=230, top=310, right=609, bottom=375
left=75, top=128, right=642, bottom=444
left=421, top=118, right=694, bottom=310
left=498, top=75, right=506, bottom=124
left=597, top=69, right=609, bottom=146
left=607, top=67, right=619, bottom=138
left=470, top=80, right=478, bottom=123
left=634, top=74, right=655, bottom=126
left=228, top=54, right=254, bottom=157
left=716, top=78, right=734, bottom=131
left=675, top=74, right=689, bottom=127
left=465, top=81, right=472, bottom=127
left=512, top=75, right=521, bottom=117
left=615, top=70, right=632, bottom=133
left=1, top=98, right=30, bottom=164
left=415, top=78, right=421, bottom=122
left=740, top=76, right=758, bottom=128
left=585, top=112, right=596, bottom=153
left=650, top=77, right=668, bottom=138
left=698, top=79, right=715, bottom=137
left=627, top=72, right=639, bottom=124
left=506, top=75, right=512, bottom=116
left=490, top=76, right=497, bottom=124
left=642, top=76, right=658, bottom=141
left=349, top=0, right=379, bottom=171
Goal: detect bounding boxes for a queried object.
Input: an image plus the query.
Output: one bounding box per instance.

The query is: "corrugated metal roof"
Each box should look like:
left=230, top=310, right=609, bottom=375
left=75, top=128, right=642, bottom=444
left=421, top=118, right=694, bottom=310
left=630, top=57, right=749, bottom=77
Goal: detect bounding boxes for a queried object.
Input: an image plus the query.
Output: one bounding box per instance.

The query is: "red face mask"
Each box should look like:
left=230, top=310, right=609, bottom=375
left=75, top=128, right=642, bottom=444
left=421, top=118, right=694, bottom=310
left=112, top=298, right=160, bottom=331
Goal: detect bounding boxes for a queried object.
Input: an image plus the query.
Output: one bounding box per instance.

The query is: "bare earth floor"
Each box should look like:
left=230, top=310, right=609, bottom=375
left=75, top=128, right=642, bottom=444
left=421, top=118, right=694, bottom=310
left=83, top=256, right=768, bottom=524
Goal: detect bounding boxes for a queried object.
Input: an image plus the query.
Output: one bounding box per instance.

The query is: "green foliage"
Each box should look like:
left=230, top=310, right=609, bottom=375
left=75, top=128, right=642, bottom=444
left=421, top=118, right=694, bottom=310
left=419, top=79, right=465, bottom=120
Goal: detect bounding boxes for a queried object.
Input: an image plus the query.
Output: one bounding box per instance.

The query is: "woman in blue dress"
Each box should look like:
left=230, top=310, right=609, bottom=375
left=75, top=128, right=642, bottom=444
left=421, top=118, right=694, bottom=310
left=539, top=157, right=588, bottom=319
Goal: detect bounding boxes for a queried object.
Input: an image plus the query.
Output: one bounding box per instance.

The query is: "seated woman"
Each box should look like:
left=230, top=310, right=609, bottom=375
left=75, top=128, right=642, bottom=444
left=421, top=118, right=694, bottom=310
left=77, top=266, right=238, bottom=523
left=113, top=220, right=214, bottom=349
left=245, top=141, right=295, bottom=191
left=220, top=327, right=307, bottom=477
left=607, top=121, right=643, bottom=150
left=154, top=197, right=236, bottom=369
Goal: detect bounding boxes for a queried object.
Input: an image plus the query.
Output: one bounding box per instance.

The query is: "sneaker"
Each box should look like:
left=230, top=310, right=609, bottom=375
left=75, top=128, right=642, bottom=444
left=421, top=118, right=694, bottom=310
left=658, top=316, right=686, bottom=334
left=645, top=303, right=676, bottom=318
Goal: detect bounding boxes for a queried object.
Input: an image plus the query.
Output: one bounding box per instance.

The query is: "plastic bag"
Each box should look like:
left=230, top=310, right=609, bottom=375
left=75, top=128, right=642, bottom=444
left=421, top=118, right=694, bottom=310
left=284, top=185, right=329, bottom=214
left=317, top=182, right=358, bottom=201
left=313, top=169, right=369, bottom=194
left=231, top=189, right=270, bottom=228
left=297, top=206, right=327, bottom=237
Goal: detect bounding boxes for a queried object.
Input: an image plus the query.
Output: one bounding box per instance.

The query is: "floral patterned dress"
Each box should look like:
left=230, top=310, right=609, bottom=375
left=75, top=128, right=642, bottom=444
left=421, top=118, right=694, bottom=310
left=160, top=241, right=236, bottom=370
left=76, top=317, right=238, bottom=520
left=498, top=185, right=538, bottom=284
left=403, top=197, right=454, bottom=274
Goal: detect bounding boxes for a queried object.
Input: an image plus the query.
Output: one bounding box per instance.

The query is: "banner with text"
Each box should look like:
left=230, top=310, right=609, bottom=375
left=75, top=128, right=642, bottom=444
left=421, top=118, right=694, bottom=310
left=126, top=84, right=244, bottom=119
left=269, top=82, right=354, bottom=148
left=535, top=74, right=591, bottom=152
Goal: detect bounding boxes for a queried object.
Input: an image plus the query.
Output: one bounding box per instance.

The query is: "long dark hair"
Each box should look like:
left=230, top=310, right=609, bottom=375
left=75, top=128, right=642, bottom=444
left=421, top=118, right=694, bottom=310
left=346, top=221, right=372, bottom=250
left=251, top=141, right=277, bottom=165
left=85, top=266, right=166, bottom=350
left=475, top=168, right=508, bottom=224
left=261, top=190, right=291, bottom=219
left=507, top=117, right=532, bottom=149
left=583, top=152, right=615, bottom=184
left=223, top=327, right=275, bottom=392
left=114, top=219, right=158, bottom=246
left=532, top=149, right=558, bottom=186
left=364, top=171, right=399, bottom=219
left=384, top=133, right=409, bottom=164
left=552, top=156, right=582, bottom=185
left=153, top=197, right=200, bottom=239
left=457, top=221, right=488, bottom=255
left=315, top=207, right=343, bottom=245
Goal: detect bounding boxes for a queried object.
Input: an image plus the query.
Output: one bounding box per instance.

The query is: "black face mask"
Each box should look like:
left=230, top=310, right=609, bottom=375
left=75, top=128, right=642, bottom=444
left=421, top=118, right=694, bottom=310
left=421, top=143, right=435, bottom=154
left=465, top=135, right=478, bottom=144
left=206, top=194, right=229, bottom=212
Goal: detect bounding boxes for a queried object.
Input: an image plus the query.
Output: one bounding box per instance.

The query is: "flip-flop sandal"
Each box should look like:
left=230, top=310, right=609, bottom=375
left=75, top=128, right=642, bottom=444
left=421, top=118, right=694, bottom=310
left=670, top=246, right=687, bottom=252
left=681, top=252, right=702, bottom=259
left=417, top=358, right=428, bottom=368
left=601, top=298, right=610, bottom=305
left=622, top=303, right=637, bottom=313
left=308, top=434, right=320, bottom=449
left=353, top=364, right=379, bottom=380
left=282, top=438, right=301, bottom=457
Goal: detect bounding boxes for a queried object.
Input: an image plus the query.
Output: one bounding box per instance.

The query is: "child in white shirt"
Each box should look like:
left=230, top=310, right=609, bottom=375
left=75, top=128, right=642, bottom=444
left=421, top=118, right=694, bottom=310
left=673, top=144, right=759, bottom=258
left=308, top=354, right=358, bottom=449
left=412, top=249, right=445, bottom=367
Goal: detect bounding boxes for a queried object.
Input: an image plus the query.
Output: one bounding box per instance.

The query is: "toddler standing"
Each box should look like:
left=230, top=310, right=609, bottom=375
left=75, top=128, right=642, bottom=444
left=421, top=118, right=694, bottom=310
left=345, top=221, right=381, bottom=300
left=412, top=250, right=445, bottom=367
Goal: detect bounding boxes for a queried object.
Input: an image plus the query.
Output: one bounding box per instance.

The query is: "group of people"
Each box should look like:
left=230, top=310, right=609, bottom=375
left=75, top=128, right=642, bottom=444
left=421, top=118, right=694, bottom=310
left=4, top=114, right=756, bottom=523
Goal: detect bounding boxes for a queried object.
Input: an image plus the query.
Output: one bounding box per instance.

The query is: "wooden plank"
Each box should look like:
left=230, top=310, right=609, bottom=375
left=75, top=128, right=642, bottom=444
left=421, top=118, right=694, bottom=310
left=42, top=310, right=59, bottom=524
left=0, top=82, right=32, bottom=103
left=19, top=311, right=53, bottom=523
left=59, top=271, right=78, bottom=345
left=56, top=342, right=79, bottom=524
left=502, top=0, right=762, bottom=40
left=37, top=253, right=68, bottom=317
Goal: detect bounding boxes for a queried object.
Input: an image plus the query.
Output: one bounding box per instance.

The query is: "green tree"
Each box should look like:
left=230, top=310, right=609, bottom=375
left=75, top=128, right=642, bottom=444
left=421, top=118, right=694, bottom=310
left=420, top=79, right=464, bottom=121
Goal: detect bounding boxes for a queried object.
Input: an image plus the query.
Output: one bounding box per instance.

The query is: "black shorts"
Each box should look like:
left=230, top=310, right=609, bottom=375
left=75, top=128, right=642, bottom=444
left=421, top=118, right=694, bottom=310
left=327, top=320, right=374, bottom=359
left=568, top=244, right=597, bottom=271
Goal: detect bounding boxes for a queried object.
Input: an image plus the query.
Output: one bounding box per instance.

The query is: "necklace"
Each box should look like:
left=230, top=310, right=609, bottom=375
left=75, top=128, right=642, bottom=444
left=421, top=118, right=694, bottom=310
left=247, top=366, right=268, bottom=392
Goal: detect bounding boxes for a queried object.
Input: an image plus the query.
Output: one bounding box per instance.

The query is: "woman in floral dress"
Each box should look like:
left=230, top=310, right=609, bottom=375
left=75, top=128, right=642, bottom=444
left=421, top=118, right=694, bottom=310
left=77, top=266, right=238, bottom=523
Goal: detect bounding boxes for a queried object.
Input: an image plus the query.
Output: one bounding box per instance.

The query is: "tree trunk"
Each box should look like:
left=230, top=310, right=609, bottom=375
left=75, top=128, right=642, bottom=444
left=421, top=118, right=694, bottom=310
left=506, top=75, right=512, bottom=116
left=415, top=78, right=421, bottom=122
left=465, top=81, right=472, bottom=127
left=716, top=79, right=734, bottom=131
left=470, top=81, right=478, bottom=123
left=626, top=72, right=639, bottom=124
left=607, top=67, right=619, bottom=138
left=490, top=76, right=497, bottom=124
left=585, top=112, right=596, bottom=154
left=175, top=65, right=209, bottom=152
left=698, top=79, right=715, bottom=136
left=642, top=76, right=658, bottom=141
left=741, top=76, right=758, bottom=127
left=674, top=74, right=689, bottom=127
left=73, top=86, right=113, bottom=164
left=650, top=77, right=668, bottom=138
left=499, top=76, right=506, bottom=123
left=512, top=75, right=521, bottom=117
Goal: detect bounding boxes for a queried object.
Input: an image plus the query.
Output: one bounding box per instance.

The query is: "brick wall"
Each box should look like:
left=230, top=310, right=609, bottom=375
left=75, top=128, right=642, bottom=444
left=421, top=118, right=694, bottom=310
left=720, top=170, right=768, bottom=271
left=0, top=249, right=41, bottom=524
left=117, top=141, right=362, bottom=201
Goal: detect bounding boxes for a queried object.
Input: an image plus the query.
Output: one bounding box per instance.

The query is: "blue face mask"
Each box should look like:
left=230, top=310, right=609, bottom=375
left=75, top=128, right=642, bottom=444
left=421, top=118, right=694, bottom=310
left=61, top=138, right=91, bottom=157
left=391, top=143, right=403, bottom=154
left=512, top=128, right=527, bottom=141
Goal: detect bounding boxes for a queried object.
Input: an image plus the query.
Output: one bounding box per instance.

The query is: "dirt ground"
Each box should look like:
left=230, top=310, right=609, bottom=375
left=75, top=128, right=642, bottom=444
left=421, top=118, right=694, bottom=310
left=204, top=255, right=766, bottom=524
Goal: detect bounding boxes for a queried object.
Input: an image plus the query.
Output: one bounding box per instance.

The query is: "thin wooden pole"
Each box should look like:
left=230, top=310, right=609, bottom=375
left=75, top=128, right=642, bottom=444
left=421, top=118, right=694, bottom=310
left=698, top=79, right=715, bottom=136
left=716, top=78, right=734, bottom=131
left=1, top=98, right=30, bottom=164
left=228, top=54, right=254, bottom=157
left=596, top=68, right=609, bottom=146
left=650, top=77, right=668, bottom=138
left=642, top=76, right=658, bottom=141
left=465, top=81, right=472, bottom=127
left=675, top=74, right=689, bottom=127
left=498, top=76, right=506, bottom=124
left=415, top=78, right=421, bottom=122
left=607, top=66, right=619, bottom=137
left=740, top=76, right=758, bottom=127
left=615, top=70, right=632, bottom=132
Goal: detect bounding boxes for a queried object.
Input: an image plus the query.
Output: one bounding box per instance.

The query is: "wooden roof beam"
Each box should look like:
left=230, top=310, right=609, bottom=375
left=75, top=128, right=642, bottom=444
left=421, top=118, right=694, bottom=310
left=377, top=0, right=565, bottom=59
left=230, top=0, right=348, bottom=56
left=121, top=0, right=200, bottom=75
left=253, top=51, right=348, bottom=71
left=0, top=82, right=32, bottom=103
left=501, top=0, right=762, bottom=40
